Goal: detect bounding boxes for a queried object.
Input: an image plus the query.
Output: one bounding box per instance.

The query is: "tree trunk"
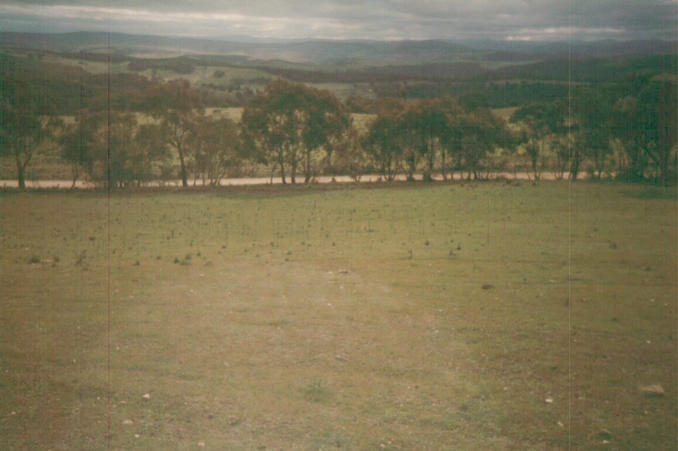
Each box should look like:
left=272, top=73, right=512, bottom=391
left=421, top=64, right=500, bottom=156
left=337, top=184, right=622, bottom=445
left=426, top=141, right=434, bottom=181
left=325, top=148, right=333, bottom=174
left=15, top=151, right=27, bottom=189
left=71, top=164, right=79, bottom=189
left=531, top=157, right=539, bottom=181
left=405, top=153, right=416, bottom=181
left=304, top=148, right=312, bottom=184
left=278, top=151, right=286, bottom=185
left=290, top=146, right=297, bottom=184
left=17, top=163, right=26, bottom=189
left=177, top=147, right=188, bottom=187
left=440, top=148, right=447, bottom=181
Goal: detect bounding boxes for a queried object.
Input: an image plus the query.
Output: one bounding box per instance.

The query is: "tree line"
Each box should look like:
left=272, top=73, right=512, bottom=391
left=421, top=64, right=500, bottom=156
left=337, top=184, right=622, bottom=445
left=1, top=75, right=676, bottom=188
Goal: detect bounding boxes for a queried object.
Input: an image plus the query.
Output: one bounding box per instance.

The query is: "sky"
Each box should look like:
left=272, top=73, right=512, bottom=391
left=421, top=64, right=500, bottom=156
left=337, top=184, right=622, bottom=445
left=0, top=0, right=676, bottom=41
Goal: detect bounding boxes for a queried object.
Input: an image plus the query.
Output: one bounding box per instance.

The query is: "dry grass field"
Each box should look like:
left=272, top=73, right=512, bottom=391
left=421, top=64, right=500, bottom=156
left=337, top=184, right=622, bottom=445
left=0, top=181, right=676, bottom=449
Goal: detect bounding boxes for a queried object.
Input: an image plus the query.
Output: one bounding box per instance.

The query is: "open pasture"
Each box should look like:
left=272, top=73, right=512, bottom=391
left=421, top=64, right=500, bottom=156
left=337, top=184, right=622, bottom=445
left=0, top=182, right=675, bottom=449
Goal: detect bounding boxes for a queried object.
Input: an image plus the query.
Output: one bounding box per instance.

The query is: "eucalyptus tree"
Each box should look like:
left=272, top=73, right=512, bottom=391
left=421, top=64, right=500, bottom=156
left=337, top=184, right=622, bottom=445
left=189, top=116, right=240, bottom=186
left=0, top=83, right=56, bottom=188
left=241, top=79, right=349, bottom=184
left=510, top=101, right=568, bottom=180
left=400, top=98, right=462, bottom=181
left=612, top=76, right=677, bottom=183
left=159, top=81, right=203, bottom=187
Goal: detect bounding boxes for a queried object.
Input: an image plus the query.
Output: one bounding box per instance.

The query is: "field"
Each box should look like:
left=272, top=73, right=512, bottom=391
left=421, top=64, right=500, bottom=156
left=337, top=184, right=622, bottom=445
left=0, top=182, right=676, bottom=449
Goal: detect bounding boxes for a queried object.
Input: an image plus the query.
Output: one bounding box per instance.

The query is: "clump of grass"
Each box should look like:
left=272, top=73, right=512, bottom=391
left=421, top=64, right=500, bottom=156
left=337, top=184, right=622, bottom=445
left=174, top=254, right=191, bottom=265
left=75, top=250, right=86, bottom=266
left=302, top=380, right=333, bottom=403
left=28, top=254, right=40, bottom=264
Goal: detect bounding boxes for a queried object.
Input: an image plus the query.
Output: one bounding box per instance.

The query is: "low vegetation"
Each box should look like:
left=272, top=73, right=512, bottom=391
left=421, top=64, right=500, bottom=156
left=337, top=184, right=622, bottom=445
left=1, top=47, right=676, bottom=187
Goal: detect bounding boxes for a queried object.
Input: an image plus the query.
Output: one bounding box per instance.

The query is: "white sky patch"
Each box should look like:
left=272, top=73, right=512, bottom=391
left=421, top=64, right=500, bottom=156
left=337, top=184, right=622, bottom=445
left=0, top=3, right=387, bottom=39
left=0, top=4, right=263, bottom=24
left=506, top=26, right=626, bottom=41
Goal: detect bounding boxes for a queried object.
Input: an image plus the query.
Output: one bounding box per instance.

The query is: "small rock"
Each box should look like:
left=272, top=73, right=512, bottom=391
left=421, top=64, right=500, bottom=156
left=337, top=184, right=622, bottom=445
left=122, top=419, right=133, bottom=425
left=545, top=397, right=553, bottom=404
left=640, top=384, right=665, bottom=397
left=142, top=393, right=151, bottom=400
left=198, top=441, right=206, bottom=447
left=557, top=421, right=564, bottom=428
left=134, top=434, right=140, bottom=438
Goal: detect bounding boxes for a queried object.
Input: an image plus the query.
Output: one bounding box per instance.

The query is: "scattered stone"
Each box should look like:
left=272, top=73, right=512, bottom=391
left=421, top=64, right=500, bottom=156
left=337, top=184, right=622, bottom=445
left=122, top=419, right=133, bottom=425
left=481, top=284, right=494, bottom=290
left=142, top=393, right=150, bottom=400
left=640, top=384, right=665, bottom=397
left=198, top=441, right=206, bottom=447
left=557, top=421, right=564, bottom=428
left=545, top=397, right=553, bottom=404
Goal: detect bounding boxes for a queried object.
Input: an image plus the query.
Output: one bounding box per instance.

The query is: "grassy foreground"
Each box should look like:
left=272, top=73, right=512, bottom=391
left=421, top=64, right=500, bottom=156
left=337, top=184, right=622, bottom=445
left=0, top=182, right=676, bottom=450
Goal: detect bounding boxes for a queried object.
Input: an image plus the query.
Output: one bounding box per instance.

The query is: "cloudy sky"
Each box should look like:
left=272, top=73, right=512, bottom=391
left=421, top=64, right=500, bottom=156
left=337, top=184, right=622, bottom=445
left=0, top=0, right=676, bottom=41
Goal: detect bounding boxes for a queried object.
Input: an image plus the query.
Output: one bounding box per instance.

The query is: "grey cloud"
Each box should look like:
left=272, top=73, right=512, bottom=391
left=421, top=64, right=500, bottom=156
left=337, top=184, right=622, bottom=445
left=0, top=0, right=675, bottom=40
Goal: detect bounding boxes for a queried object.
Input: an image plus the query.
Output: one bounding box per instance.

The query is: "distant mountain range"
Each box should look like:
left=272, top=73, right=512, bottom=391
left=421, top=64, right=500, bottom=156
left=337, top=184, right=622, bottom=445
left=1, top=31, right=675, bottom=67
